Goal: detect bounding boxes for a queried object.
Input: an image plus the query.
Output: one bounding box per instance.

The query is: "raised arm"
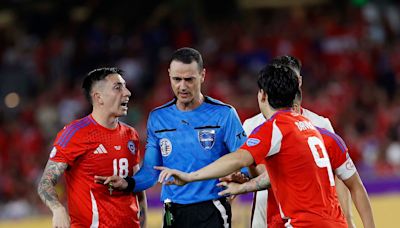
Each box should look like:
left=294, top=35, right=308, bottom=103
left=218, top=169, right=270, bottom=196
left=37, top=160, right=70, bottom=228
left=156, top=149, right=254, bottom=185
left=343, top=172, right=375, bottom=228
left=132, top=145, right=162, bottom=192
left=94, top=144, right=162, bottom=192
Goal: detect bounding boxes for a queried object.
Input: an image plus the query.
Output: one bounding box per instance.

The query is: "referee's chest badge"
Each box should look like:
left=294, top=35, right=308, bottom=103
left=198, top=129, right=215, bottom=150
left=160, top=138, right=172, bottom=156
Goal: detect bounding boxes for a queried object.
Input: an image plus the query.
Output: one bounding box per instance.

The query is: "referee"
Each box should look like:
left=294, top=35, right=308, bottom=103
left=95, top=47, right=246, bottom=227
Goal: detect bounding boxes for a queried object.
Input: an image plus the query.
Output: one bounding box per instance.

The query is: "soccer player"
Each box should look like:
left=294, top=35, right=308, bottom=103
left=241, top=55, right=355, bottom=227
left=95, top=47, right=247, bottom=227
left=37, top=68, right=147, bottom=228
left=156, top=64, right=350, bottom=227
left=218, top=90, right=375, bottom=228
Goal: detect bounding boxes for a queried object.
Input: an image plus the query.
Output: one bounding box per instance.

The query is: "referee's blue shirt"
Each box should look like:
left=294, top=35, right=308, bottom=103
left=133, top=96, right=247, bottom=204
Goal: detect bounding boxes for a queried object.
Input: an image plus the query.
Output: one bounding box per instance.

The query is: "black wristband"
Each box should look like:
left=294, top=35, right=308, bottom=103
left=123, top=176, right=136, bottom=192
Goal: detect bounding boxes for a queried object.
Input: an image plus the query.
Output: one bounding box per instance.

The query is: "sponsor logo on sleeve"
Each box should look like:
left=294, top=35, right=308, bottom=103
left=128, top=141, right=136, bottom=155
left=246, top=138, right=260, bottom=147
left=198, top=129, right=216, bottom=150
left=160, top=138, right=172, bottom=156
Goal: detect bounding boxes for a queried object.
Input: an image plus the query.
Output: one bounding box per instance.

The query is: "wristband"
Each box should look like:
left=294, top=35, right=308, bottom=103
left=123, top=176, right=136, bottom=192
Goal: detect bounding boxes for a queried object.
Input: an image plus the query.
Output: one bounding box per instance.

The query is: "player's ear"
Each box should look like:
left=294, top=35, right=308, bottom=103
left=200, top=68, right=205, bottom=83
left=258, top=89, right=267, bottom=102
left=92, top=91, right=103, bottom=105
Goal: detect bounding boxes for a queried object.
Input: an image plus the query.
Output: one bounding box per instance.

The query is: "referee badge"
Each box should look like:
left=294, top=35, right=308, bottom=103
left=198, top=129, right=216, bottom=150
left=160, top=138, right=172, bottom=156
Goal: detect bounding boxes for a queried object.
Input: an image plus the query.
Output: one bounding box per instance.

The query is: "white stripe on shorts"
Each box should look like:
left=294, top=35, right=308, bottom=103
left=212, top=199, right=229, bottom=228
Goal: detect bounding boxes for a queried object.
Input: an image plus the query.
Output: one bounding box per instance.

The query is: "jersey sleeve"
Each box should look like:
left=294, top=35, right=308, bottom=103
left=322, top=131, right=357, bottom=181
left=240, top=120, right=280, bottom=165
left=131, top=129, right=141, bottom=164
left=223, top=107, right=247, bottom=152
left=50, top=126, right=87, bottom=166
left=133, top=112, right=162, bottom=192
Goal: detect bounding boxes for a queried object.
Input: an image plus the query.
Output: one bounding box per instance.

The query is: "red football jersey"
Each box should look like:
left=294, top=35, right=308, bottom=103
left=241, top=110, right=347, bottom=228
left=266, top=188, right=284, bottom=228
left=50, top=115, right=141, bottom=228
left=265, top=127, right=356, bottom=227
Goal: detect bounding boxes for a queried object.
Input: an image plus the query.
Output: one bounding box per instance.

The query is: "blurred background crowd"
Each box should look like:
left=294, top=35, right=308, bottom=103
left=0, top=0, right=399, bottom=222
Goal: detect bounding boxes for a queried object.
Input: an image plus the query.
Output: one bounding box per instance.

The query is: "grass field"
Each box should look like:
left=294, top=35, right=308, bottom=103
left=1, top=194, right=398, bottom=227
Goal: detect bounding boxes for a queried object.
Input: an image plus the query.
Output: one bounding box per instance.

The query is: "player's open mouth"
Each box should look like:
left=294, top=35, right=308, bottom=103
left=121, top=101, right=128, bottom=108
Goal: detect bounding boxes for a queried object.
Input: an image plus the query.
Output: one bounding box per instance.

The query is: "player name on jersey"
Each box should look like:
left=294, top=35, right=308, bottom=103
left=295, top=120, right=315, bottom=131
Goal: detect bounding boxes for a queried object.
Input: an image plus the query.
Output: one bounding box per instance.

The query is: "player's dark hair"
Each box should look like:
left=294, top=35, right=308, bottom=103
left=170, top=47, right=204, bottom=71
left=270, top=55, right=302, bottom=73
left=82, top=67, right=124, bottom=104
left=257, top=64, right=299, bottom=109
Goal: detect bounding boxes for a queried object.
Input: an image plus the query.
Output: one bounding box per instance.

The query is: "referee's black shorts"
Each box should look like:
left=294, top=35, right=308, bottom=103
left=163, top=197, right=231, bottom=228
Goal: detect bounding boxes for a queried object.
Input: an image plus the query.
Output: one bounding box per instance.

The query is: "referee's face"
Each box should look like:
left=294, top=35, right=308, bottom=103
left=169, top=60, right=205, bottom=110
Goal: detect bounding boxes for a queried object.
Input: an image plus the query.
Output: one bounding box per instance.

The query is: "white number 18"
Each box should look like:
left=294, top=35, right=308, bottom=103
left=113, top=158, right=129, bottom=178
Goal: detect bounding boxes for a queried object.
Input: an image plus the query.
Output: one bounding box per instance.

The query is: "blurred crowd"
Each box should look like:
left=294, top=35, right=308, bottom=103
left=0, top=0, right=399, bottom=219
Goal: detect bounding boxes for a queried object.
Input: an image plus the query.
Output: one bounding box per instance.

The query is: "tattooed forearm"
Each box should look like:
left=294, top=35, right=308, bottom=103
left=37, top=160, right=68, bottom=211
left=242, top=171, right=271, bottom=193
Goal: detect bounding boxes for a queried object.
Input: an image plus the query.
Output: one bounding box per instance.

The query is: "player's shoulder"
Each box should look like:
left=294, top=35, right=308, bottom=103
left=301, top=108, right=326, bottom=120
left=243, top=113, right=265, bottom=125
left=61, top=115, right=95, bottom=133
left=243, top=113, right=265, bottom=134
left=203, top=96, right=233, bottom=109
left=119, top=121, right=138, bottom=134
left=55, top=115, right=95, bottom=148
left=203, top=96, right=238, bottom=120
left=151, top=98, right=176, bottom=113
left=301, top=108, right=334, bottom=132
left=317, top=127, right=348, bottom=152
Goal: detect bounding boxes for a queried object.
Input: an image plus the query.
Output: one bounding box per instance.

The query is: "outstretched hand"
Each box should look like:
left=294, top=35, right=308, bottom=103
left=217, top=181, right=245, bottom=196
left=154, top=166, right=192, bottom=186
left=94, top=175, right=128, bottom=190
left=219, top=171, right=249, bottom=184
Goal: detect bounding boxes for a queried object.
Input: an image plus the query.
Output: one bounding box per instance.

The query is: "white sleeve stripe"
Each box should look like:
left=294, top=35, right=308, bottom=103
left=335, top=158, right=357, bottom=181
left=267, top=120, right=282, bottom=157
